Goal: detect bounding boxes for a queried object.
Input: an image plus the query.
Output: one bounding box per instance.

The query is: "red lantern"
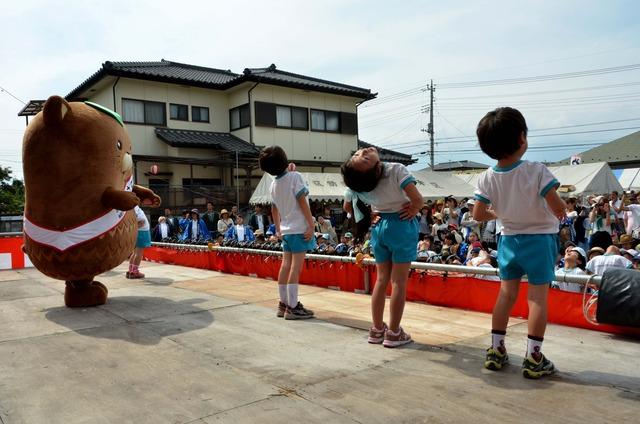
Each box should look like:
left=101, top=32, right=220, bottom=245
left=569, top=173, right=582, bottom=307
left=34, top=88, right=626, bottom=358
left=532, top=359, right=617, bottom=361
left=150, top=164, right=159, bottom=175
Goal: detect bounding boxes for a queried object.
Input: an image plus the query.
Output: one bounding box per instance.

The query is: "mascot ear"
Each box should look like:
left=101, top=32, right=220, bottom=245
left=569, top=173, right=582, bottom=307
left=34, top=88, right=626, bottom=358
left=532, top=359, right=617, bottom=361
left=42, top=95, right=71, bottom=126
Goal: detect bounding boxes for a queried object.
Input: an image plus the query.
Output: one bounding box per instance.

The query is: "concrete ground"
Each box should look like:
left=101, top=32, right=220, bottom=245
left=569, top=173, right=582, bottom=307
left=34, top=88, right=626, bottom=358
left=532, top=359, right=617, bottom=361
left=0, top=260, right=638, bottom=424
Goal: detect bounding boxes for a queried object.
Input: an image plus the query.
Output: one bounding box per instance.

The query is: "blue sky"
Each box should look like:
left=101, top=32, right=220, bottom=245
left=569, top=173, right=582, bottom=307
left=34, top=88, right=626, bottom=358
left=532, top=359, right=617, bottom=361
left=1, top=0, right=640, bottom=179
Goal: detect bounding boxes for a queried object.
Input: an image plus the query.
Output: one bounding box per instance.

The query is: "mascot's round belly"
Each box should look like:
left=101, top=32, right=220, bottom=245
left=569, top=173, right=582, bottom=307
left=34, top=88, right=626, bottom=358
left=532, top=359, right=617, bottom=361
left=24, top=211, right=137, bottom=281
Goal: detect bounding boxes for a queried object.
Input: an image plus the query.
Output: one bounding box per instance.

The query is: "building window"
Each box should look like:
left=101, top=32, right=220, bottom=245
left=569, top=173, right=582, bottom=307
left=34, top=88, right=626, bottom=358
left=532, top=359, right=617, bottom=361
left=192, top=106, right=210, bottom=123
left=311, top=109, right=339, bottom=132
left=229, top=104, right=250, bottom=130
left=122, top=98, right=166, bottom=126
left=276, top=105, right=308, bottom=130
left=170, top=104, right=188, bottom=121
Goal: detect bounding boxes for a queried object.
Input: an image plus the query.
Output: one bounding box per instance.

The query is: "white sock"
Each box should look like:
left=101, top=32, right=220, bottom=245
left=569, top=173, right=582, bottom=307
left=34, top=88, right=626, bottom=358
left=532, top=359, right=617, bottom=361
left=278, top=284, right=288, bottom=304
left=287, top=283, right=299, bottom=308
left=491, top=330, right=506, bottom=352
left=526, top=336, right=543, bottom=360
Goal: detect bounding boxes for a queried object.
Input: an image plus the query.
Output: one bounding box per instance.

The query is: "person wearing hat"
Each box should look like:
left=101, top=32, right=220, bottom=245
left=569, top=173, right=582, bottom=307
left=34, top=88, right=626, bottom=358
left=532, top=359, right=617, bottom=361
left=553, top=246, right=587, bottom=293
left=619, top=193, right=640, bottom=237
left=619, top=234, right=634, bottom=249
left=587, top=246, right=605, bottom=261
left=431, top=212, right=447, bottom=241
left=460, top=198, right=480, bottom=240
left=180, top=208, right=211, bottom=242
left=217, top=209, right=234, bottom=235
left=335, top=232, right=353, bottom=255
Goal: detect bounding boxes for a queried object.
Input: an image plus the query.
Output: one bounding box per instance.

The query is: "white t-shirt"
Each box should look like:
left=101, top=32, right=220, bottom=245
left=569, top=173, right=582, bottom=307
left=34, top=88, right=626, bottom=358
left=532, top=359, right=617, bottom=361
left=554, top=266, right=586, bottom=293
left=626, top=204, right=640, bottom=232
left=611, top=199, right=624, bottom=219
left=474, top=160, right=559, bottom=235
left=270, top=171, right=311, bottom=235
left=344, top=162, right=416, bottom=213
left=586, top=254, right=633, bottom=275
left=159, top=222, right=169, bottom=239
left=236, top=225, right=246, bottom=241
left=191, top=220, right=199, bottom=240
left=134, top=206, right=150, bottom=231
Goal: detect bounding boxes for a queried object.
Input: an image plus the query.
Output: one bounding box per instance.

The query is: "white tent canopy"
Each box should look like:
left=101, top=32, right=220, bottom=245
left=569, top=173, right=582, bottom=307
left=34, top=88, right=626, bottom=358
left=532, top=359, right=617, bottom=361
left=546, top=162, right=623, bottom=196
left=250, top=172, right=348, bottom=204
left=250, top=162, right=623, bottom=204
left=455, top=162, right=623, bottom=197
left=618, top=168, right=640, bottom=191
left=411, top=169, right=475, bottom=200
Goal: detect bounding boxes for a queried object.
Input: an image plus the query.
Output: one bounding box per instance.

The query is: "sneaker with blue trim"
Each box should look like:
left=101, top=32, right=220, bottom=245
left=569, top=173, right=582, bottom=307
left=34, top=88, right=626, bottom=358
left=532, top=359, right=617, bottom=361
left=522, top=353, right=556, bottom=379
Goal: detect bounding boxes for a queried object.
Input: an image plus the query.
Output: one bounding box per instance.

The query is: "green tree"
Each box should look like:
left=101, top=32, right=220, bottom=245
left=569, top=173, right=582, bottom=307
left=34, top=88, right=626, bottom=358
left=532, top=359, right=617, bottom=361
left=0, top=166, right=25, bottom=215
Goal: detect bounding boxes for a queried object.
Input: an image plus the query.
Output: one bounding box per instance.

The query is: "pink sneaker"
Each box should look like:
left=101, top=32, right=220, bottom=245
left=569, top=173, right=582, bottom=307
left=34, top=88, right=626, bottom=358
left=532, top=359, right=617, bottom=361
left=368, top=323, right=388, bottom=344
left=383, top=327, right=413, bottom=348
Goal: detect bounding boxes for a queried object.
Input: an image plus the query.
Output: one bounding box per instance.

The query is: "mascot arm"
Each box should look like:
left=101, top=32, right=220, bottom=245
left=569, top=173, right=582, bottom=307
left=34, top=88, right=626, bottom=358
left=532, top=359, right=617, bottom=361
left=102, top=187, right=140, bottom=210
left=133, top=185, right=162, bottom=207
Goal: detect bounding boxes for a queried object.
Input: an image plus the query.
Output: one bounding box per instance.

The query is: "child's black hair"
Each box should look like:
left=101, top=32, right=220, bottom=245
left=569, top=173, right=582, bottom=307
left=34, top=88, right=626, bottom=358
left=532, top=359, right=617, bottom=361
left=259, top=146, right=288, bottom=176
left=476, top=107, right=528, bottom=160
left=340, top=159, right=383, bottom=193
left=353, top=198, right=371, bottom=244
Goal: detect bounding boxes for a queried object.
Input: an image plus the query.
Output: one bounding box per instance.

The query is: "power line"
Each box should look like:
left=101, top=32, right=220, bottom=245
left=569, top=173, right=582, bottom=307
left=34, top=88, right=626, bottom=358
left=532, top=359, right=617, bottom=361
left=412, top=141, right=608, bottom=155
left=0, top=85, right=26, bottom=105
left=438, top=63, right=640, bottom=89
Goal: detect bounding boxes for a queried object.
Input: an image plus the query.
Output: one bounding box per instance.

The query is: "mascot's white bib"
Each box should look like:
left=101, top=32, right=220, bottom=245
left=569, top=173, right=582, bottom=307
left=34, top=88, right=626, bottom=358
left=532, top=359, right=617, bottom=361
left=24, top=177, right=134, bottom=252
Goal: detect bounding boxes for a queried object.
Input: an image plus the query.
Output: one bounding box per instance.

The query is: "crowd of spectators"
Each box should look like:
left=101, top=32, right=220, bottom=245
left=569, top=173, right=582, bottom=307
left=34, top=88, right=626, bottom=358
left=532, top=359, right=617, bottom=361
left=150, top=189, right=640, bottom=292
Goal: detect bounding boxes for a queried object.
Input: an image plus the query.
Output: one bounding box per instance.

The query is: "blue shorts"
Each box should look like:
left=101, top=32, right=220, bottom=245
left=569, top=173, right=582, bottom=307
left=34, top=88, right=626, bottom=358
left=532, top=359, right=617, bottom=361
left=370, top=213, right=418, bottom=264
left=136, top=230, right=152, bottom=248
left=282, top=234, right=316, bottom=253
left=497, top=234, right=558, bottom=284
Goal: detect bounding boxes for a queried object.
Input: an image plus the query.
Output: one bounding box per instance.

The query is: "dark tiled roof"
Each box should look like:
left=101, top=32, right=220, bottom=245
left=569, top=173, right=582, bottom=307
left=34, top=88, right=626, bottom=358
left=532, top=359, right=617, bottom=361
left=556, top=130, right=640, bottom=166
left=433, top=160, right=489, bottom=171
left=243, top=64, right=375, bottom=100
left=358, top=140, right=416, bottom=165
left=65, top=60, right=375, bottom=101
left=67, top=60, right=241, bottom=99
left=155, top=128, right=259, bottom=156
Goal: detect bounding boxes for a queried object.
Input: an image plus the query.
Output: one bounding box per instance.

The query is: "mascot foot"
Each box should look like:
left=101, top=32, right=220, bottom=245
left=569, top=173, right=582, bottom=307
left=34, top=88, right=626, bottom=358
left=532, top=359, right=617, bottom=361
left=64, top=280, right=108, bottom=307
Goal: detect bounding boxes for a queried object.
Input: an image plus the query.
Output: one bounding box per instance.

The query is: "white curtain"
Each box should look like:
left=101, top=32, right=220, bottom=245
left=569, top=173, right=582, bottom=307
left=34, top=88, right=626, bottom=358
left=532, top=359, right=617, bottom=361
left=122, top=100, right=144, bottom=123
left=311, top=110, right=325, bottom=130
left=276, top=106, right=291, bottom=127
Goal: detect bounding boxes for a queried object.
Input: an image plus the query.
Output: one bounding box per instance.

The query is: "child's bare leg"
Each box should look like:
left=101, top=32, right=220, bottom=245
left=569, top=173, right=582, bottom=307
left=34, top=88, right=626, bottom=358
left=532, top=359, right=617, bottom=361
left=492, top=279, right=520, bottom=331
left=526, top=284, right=549, bottom=338
left=371, top=261, right=391, bottom=329
left=388, top=262, right=411, bottom=332
left=278, top=252, right=292, bottom=304
left=287, top=252, right=306, bottom=284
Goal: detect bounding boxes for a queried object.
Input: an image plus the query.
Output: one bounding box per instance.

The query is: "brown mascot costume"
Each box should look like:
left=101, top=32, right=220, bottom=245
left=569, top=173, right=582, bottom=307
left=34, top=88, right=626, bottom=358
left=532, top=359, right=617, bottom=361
left=22, top=95, right=161, bottom=307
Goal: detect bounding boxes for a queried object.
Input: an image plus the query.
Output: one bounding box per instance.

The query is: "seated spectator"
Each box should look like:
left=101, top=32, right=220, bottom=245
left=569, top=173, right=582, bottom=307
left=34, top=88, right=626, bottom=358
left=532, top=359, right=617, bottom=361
left=553, top=246, right=587, bottom=293
left=587, top=246, right=605, bottom=261
left=431, top=213, right=447, bottom=241
left=180, top=209, right=211, bottom=242
left=586, top=245, right=633, bottom=275
left=254, top=229, right=266, bottom=243
left=225, top=215, right=255, bottom=243
left=316, top=233, right=336, bottom=254
left=460, top=199, right=480, bottom=239
left=443, top=233, right=459, bottom=257
left=619, top=234, right=634, bottom=250
left=315, top=215, right=337, bottom=242
left=457, top=231, right=479, bottom=262
left=217, top=209, right=234, bottom=236
left=335, top=232, right=353, bottom=255
left=152, top=216, right=174, bottom=242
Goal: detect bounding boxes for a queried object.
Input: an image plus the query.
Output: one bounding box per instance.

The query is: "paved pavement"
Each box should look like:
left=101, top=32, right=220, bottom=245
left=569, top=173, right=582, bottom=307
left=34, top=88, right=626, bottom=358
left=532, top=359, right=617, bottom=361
left=0, top=260, right=639, bottom=423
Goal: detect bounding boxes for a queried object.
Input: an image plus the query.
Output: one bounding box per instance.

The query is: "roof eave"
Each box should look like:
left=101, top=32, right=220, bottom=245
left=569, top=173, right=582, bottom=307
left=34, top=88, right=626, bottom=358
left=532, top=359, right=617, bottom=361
left=235, top=74, right=376, bottom=100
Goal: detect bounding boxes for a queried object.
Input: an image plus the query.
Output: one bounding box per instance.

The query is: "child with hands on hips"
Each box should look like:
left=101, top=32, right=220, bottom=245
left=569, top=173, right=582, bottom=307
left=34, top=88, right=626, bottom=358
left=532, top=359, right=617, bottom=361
left=341, top=146, right=422, bottom=347
left=472, top=107, right=566, bottom=379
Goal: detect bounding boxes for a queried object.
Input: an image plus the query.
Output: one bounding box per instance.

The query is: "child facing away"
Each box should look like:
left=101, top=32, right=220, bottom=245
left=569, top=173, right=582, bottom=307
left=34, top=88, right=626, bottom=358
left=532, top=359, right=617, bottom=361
left=259, top=146, right=316, bottom=320
left=341, top=146, right=422, bottom=347
left=472, top=107, right=566, bottom=379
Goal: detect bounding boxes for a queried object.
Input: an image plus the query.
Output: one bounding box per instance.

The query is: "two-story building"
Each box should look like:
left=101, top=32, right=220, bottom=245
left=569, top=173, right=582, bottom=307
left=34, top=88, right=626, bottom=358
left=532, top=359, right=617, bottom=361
left=18, top=60, right=414, bottom=211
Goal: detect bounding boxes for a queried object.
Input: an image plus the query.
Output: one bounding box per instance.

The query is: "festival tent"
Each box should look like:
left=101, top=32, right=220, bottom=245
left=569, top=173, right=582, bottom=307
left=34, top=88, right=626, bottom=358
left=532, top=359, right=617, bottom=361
left=455, top=162, right=622, bottom=197
left=546, top=162, right=623, bottom=196
left=411, top=169, right=475, bottom=200
left=250, top=170, right=478, bottom=204
left=249, top=172, right=347, bottom=204
left=618, top=168, right=640, bottom=191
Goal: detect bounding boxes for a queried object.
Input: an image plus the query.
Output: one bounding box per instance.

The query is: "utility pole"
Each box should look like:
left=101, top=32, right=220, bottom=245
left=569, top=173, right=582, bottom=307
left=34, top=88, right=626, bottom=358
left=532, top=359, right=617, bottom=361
left=428, top=79, right=435, bottom=170
left=421, top=80, right=435, bottom=169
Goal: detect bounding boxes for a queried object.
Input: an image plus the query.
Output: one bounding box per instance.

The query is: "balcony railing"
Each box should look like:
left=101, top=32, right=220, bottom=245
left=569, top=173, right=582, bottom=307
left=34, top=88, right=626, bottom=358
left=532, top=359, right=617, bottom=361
left=149, top=185, right=254, bottom=210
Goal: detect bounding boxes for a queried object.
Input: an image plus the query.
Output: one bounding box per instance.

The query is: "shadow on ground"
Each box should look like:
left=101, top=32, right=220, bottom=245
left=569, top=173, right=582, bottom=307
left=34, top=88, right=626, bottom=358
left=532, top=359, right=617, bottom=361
left=43, top=296, right=215, bottom=345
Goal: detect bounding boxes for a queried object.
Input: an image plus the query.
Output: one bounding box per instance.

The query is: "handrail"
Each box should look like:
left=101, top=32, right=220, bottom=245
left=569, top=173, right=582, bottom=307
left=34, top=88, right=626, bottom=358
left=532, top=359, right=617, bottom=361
left=151, top=242, right=602, bottom=287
